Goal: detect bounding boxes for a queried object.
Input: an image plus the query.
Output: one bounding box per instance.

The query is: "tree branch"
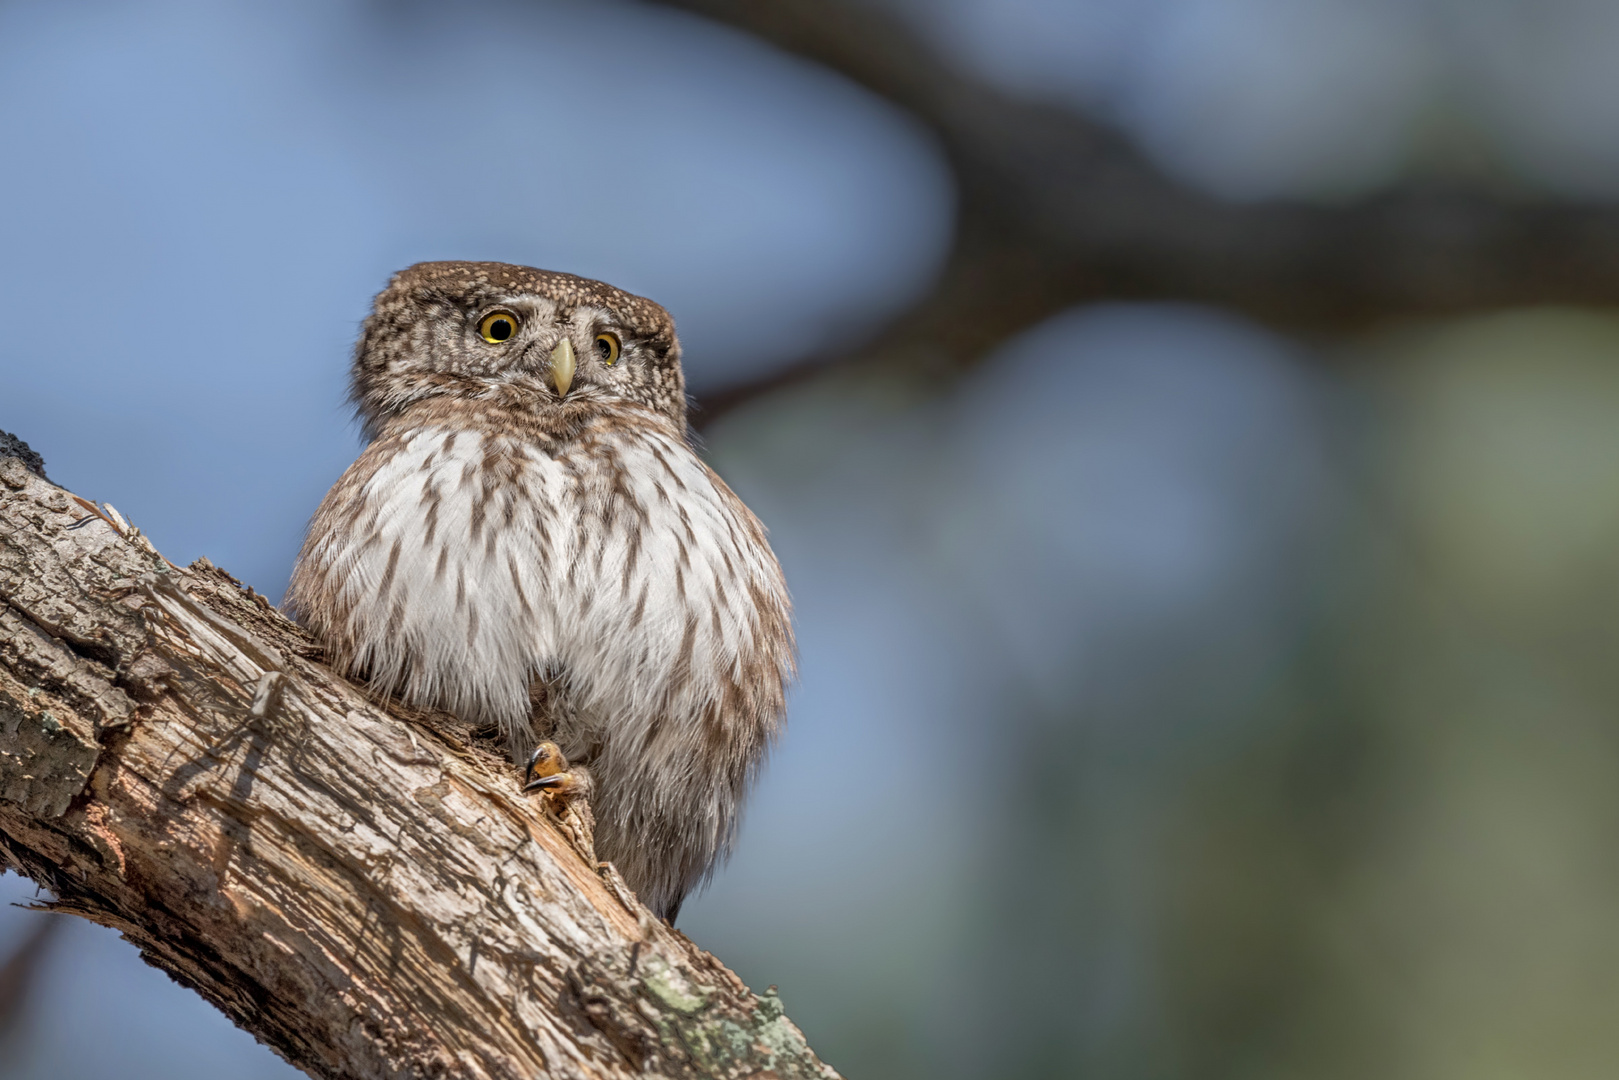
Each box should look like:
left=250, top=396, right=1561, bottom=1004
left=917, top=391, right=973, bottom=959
left=0, top=449, right=838, bottom=1080
left=659, top=0, right=1619, bottom=424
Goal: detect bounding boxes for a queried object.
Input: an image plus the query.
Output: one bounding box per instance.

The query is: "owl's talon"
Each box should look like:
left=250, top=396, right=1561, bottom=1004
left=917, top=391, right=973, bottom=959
left=523, top=771, right=577, bottom=794
left=523, top=741, right=577, bottom=796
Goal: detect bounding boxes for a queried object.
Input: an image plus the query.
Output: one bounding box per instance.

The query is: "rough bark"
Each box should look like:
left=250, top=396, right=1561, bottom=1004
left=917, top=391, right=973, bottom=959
left=653, top=0, right=1619, bottom=423
left=0, top=451, right=838, bottom=1080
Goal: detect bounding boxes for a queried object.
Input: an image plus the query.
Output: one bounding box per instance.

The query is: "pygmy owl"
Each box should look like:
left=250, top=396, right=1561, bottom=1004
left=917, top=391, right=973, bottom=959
left=285, top=262, right=794, bottom=921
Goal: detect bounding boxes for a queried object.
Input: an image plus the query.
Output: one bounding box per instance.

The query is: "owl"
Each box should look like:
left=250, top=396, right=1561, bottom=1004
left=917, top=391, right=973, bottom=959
left=285, top=261, right=794, bottom=921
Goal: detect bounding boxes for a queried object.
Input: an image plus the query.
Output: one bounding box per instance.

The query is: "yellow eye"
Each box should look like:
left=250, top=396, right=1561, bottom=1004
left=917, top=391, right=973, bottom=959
left=594, top=332, right=621, bottom=366
left=478, top=312, right=519, bottom=343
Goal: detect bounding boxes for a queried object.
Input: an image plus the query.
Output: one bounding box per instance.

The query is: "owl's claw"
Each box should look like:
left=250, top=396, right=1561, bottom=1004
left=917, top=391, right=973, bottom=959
left=525, top=770, right=580, bottom=796
left=523, top=741, right=579, bottom=797
left=524, top=741, right=596, bottom=863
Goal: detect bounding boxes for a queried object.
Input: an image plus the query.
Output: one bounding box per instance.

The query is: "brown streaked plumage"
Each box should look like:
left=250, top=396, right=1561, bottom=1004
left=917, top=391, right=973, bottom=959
left=286, top=261, right=794, bottom=920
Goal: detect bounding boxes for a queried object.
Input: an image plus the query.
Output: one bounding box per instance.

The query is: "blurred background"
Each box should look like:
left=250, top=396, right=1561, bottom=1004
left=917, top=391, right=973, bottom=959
left=5, top=0, right=1619, bottom=1077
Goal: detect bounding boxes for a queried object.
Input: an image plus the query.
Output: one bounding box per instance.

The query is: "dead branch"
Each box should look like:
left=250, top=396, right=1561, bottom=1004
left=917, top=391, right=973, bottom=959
left=0, top=447, right=838, bottom=1080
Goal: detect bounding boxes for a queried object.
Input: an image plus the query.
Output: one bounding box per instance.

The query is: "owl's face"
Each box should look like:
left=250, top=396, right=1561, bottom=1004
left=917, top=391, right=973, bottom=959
left=351, top=261, right=686, bottom=439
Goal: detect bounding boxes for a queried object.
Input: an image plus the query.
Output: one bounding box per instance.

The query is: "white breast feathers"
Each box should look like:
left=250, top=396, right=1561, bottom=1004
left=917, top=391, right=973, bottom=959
left=289, top=419, right=788, bottom=761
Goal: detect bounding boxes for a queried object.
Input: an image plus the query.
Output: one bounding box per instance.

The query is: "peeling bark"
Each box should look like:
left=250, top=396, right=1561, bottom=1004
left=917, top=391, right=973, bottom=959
left=0, top=452, right=837, bottom=1080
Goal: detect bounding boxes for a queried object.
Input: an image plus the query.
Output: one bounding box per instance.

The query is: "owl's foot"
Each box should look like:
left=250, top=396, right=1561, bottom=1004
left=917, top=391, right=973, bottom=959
left=523, top=742, right=597, bottom=863
left=523, top=741, right=580, bottom=798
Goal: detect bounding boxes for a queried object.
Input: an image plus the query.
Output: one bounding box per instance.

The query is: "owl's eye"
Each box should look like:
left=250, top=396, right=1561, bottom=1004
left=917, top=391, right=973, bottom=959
left=595, top=332, right=621, bottom=365
left=478, top=312, right=519, bottom=343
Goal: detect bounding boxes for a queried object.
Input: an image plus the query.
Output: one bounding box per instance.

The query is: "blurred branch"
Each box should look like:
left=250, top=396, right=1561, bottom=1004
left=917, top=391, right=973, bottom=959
left=653, top=0, right=1619, bottom=423
left=0, top=457, right=837, bottom=1080
left=0, top=914, right=62, bottom=1044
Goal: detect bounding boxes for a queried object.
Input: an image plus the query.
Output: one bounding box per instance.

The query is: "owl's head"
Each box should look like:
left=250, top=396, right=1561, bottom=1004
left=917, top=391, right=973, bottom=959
left=351, top=261, right=685, bottom=440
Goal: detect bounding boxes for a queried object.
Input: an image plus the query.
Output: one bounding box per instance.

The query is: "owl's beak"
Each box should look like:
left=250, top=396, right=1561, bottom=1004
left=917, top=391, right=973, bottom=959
left=549, top=338, right=576, bottom=397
